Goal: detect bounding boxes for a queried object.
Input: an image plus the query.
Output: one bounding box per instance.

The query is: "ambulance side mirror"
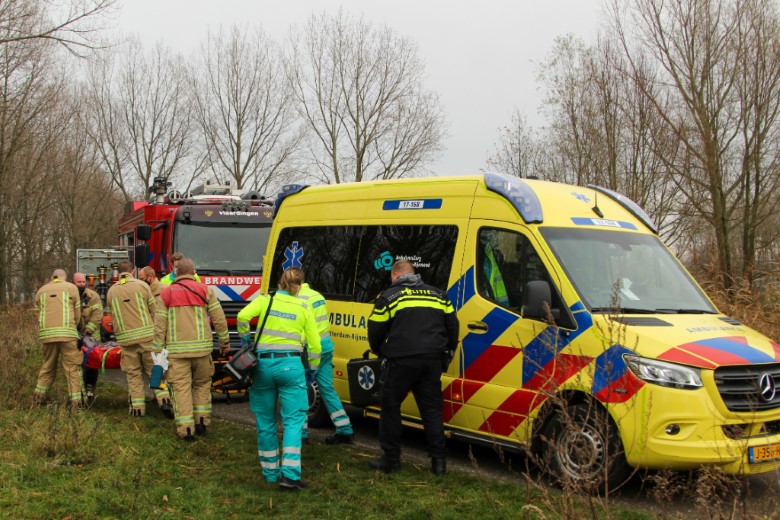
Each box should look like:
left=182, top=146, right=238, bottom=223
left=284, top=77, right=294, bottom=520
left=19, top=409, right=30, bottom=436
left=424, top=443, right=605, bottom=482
left=523, top=280, right=552, bottom=321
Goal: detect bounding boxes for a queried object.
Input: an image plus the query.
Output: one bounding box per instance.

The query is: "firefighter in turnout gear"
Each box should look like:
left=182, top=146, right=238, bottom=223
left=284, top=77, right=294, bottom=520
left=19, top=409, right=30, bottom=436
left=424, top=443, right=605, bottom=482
left=33, top=269, right=84, bottom=407
left=106, top=261, right=172, bottom=417
left=153, top=258, right=230, bottom=440
left=74, top=272, right=103, bottom=401
left=298, top=273, right=353, bottom=445
left=237, top=267, right=322, bottom=491
left=367, top=260, right=459, bottom=477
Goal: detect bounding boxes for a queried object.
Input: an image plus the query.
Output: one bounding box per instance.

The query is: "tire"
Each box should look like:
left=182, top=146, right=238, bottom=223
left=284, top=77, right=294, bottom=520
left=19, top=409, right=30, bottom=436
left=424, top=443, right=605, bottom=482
left=307, top=380, right=330, bottom=427
left=542, top=403, right=630, bottom=493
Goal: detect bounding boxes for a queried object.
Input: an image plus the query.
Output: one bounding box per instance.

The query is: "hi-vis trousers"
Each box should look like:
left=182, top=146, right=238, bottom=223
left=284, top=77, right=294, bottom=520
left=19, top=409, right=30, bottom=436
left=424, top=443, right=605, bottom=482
left=167, top=355, right=214, bottom=438
left=249, top=355, right=308, bottom=483
left=121, top=341, right=171, bottom=415
left=33, top=340, right=83, bottom=406
left=302, top=349, right=353, bottom=438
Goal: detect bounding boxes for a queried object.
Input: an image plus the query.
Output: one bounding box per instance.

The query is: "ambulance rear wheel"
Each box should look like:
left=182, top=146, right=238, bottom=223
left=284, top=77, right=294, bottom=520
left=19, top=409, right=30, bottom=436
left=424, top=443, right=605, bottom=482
left=307, top=380, right=329, bottom=427
left=543, top=403, right=629, bottom=493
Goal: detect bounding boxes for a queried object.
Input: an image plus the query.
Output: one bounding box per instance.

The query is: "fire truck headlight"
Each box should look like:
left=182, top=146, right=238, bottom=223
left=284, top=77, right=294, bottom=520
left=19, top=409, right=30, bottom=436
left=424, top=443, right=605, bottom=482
left=623, top=355, right=703, bottom=389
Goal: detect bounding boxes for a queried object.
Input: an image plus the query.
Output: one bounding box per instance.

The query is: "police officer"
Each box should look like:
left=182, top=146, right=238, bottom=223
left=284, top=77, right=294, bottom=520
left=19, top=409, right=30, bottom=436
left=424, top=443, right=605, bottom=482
left=33, top=269, right=83, bottom=408
left=237, top=267, right=322, bottom=491
left=73, top=272, right=104, bottom=402
left=153, top=258, right=229, bottom=440
left=367, top=260, right=459, bottom=476
left=107, top=261, right=173, bottom=417
left=298, top=271, right=354, bottom=445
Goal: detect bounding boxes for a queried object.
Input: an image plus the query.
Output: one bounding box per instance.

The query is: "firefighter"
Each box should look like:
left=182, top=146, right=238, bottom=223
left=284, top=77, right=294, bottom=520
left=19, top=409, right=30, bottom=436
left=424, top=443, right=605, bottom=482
left=106, top=260, right=173, bottom=417
left=297, top=271, right=354, bottom=445
left=367, top=260, right=459, bottom=476
left=138, top=266, right=161, bottom=299
left=153, top=257, right=229, bottom=440
left=236, top=267, right=322, bottom=491
left=159, top=252, right=201, bottom=286
left=33, top=269, right=83, bottom=408
left=73, top=272, right=104, bottom=402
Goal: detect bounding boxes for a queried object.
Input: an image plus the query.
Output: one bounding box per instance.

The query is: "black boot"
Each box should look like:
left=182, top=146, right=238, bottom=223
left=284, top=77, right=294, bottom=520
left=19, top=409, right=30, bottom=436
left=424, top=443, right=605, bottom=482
left=195, top=417, right=207, bottom=436
left=368, top=456, right=401, bottom=473
left=325, top=432, right=354, bottom=445
left=182, top=427, right=196, bottom=442
left=160, top=399, right=174, bottom=420
left=431, top=457, right=446, bottom=477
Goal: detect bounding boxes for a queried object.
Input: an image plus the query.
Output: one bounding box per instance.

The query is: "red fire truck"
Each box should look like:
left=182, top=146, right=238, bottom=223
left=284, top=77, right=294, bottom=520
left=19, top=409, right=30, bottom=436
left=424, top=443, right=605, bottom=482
left=117, top=177, right=274, bottom=393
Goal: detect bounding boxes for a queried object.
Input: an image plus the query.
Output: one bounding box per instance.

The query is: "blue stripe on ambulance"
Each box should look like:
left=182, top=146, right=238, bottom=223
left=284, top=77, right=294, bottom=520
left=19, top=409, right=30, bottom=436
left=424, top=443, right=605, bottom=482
left=216, top=285, right=244, bottom=302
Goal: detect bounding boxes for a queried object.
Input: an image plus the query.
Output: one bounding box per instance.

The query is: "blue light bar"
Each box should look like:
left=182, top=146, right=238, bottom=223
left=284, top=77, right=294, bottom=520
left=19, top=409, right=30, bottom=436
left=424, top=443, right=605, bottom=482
left=484, top=172, right=543, bottom=224
left=273, top=184, right=308, bottom=218
left=586, top=185, right=658, bottom=234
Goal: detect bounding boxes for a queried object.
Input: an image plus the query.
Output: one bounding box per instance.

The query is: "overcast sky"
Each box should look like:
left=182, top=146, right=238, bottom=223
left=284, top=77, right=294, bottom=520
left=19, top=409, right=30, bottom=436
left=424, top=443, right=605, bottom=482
left=116, top=0, right=603, bottom=176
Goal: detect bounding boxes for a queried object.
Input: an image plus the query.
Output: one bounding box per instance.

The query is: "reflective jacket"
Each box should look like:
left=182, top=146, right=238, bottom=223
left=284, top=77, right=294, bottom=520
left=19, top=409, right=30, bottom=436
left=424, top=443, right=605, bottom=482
left=368, top=274, right=459, bottom=359
left=297, top=283, right=334, bottom=353
left=79, top=287, right=103, bottom=336
left=236, top=291, right=322, bottom=369
left=106, top=273, right=156, bottom=345
left=153, top=275, right=229, bottom=358
left=159, top=271, right=201, bottom=286
left=148, top=278, right=161, bottom=298
left=36, top=277, right=80, bottom=343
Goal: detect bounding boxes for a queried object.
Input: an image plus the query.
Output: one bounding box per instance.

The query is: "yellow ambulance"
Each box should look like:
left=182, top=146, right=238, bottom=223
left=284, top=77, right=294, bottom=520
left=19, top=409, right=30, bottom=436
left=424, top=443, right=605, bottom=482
left=262, top=172, right=780, bottom=489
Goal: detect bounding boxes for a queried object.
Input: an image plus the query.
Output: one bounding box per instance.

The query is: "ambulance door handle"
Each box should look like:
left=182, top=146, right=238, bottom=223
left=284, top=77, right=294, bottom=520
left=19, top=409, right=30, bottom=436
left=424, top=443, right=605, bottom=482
left=467, top=321, right=488, bottom=332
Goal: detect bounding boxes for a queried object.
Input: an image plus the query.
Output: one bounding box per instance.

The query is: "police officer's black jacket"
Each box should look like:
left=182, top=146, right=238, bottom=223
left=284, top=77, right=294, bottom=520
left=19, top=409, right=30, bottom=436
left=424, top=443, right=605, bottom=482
left=368, top=274, right=459, bottom=359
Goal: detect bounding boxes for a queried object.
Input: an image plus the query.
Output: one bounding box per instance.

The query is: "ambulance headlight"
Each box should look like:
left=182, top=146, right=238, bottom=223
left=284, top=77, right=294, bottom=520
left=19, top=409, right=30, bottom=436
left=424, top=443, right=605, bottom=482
left=623, top=355, right=703, bottom=389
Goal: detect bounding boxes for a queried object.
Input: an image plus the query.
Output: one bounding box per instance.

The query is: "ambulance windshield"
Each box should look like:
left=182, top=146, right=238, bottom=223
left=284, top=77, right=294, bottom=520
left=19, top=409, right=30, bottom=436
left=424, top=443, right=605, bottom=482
left=173, top=222, right=270, bottom=274
left=542, top=228, right=716, bottom=314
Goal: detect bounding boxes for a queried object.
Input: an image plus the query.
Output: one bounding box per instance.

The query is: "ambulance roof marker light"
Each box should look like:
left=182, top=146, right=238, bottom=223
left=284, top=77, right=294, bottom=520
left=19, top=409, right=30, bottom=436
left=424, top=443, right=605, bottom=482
left=586, top=184, right=658, bottom=235
left=273, top=183, right=308, bottom=218
left=484, top=172, right=543, bottom=224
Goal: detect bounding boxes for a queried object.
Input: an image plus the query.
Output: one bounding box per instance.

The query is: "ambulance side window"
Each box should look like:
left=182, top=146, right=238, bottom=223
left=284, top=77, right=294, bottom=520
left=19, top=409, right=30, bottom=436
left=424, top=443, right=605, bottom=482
left=354, top=225, right=459, bottom=303
left=477, top=228, right=558, bottom=315
left=271, top=226, right=361, bottom=301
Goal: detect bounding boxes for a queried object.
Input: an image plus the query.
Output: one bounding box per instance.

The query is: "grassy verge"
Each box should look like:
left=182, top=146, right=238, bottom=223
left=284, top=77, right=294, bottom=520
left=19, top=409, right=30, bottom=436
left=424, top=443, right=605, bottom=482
left=0, top=305, right=652, bottom=519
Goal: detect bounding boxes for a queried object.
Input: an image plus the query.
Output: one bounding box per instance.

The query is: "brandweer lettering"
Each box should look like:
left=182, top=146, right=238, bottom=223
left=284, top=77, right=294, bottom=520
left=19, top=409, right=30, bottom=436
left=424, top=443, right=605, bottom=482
left=202, top=277, right=261, bottom=285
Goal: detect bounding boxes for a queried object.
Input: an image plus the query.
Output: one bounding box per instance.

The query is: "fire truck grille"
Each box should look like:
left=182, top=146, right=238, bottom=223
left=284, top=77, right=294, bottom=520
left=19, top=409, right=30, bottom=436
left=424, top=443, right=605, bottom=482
left=714, top=363, right=780, bottom=412
left=219, top=301, right=246, bottom=319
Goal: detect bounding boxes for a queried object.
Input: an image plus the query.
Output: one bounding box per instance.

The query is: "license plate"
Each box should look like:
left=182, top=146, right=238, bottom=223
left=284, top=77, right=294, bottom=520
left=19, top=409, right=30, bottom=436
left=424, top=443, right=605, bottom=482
left=749, top=443, right=780, bottom=463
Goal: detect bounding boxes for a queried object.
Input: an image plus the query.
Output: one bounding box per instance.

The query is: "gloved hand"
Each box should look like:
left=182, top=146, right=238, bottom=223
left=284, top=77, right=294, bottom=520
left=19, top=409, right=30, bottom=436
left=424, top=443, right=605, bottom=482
left=151, top=348, right=169, bottom=371
left=240, top=335, right=251, bottom=349
left=305, top=369, right=317, bottom=385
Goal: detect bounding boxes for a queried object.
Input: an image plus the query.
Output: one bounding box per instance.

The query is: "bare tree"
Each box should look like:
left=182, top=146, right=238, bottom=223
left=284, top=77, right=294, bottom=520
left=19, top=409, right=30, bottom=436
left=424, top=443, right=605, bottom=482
left=288, top=10, right=447, bottom=184
left=190, top=24, right=301, bottom=194
left=611, top=0, right=780, bottom=289
left=81, top=37, right=194, bottom=200
left=0, top=0, right=116, bottom=54
left=487, top=109, right=545, bottom=179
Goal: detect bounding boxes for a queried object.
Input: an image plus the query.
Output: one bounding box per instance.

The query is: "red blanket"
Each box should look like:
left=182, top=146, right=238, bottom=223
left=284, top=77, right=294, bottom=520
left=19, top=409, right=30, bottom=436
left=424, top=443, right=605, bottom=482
left=81, top=343, right=122, bottom=370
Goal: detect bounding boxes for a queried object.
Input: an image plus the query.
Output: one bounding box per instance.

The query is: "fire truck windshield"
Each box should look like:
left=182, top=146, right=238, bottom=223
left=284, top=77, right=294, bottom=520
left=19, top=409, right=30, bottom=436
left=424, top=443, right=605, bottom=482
left=173, top=222, right=270, bottom=274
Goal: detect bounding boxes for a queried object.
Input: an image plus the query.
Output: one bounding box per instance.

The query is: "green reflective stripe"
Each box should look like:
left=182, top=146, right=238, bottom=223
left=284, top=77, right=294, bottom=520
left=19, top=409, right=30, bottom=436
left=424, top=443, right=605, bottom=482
left=168, top=307, right=177, bottom=344
left=153, top=342, right=165, bottom=350
left=195, top=307, right=205, bottom=342
left=164, top=341, right=213, bottom=353
left=217, top=330, right=229, bottom=340
left=38, top=293, right=46, bottom=328
left=256, top=343, right=303, bottom=352
left=69, top=392, right=83, bottom=402
left=156, top=309, right=167, bottom=317
left=262, top=328, right=301, bottom=341
left=39, top=328, right=78, bottom=339
left=85, top=322, right=98, bottom=334
left=35, top=385, right=49, bottom=394
left=153, top=388, right=170, bottom=399
left=207, top=301, right=220, bottom=312
left=193, top=405, right=211, bottom=413
left=135, top=293, right=150, bottom=327
left=111, top=297, right=126, bottom=332
left=115, top=326, right=154, bottom=343
left=62, top=292, right=69, bottom=327
left=176, top=415, right=194, bottom=425
left=131, top=398, right=146, bottom=405
left=89, top=304, right=102, bottom=312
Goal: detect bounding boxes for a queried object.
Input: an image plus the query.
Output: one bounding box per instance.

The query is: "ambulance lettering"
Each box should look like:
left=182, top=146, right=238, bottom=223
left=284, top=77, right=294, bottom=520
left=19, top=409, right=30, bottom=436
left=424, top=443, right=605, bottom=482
left=330, top=313, right=367, bottom=329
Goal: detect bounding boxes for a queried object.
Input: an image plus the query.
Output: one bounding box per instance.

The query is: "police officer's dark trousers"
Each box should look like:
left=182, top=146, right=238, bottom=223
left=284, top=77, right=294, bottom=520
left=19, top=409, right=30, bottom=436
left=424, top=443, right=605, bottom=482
left=379, top=356, right=446, bottom=459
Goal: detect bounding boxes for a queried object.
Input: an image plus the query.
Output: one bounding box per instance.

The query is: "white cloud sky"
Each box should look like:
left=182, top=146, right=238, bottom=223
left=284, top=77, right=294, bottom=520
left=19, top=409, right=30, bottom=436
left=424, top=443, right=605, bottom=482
left=116, top=0, right=603, bottom=176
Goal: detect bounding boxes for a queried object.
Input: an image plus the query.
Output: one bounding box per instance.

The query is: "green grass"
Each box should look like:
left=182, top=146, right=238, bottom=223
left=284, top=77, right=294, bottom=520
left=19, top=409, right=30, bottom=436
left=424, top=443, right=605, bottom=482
left=0, top=305, right=653, bottom=519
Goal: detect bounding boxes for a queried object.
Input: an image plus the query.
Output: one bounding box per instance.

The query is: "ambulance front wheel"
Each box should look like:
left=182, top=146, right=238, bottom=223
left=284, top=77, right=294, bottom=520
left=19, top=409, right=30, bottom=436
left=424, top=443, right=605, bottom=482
left=307, top=380, right=329, bottom=427
left=542, top=403, right=630, bottom=493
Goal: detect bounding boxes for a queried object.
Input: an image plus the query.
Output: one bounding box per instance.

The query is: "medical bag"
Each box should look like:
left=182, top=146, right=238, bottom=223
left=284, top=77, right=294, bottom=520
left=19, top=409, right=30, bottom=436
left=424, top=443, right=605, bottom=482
left=347, top=352, right=383, bottom=406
